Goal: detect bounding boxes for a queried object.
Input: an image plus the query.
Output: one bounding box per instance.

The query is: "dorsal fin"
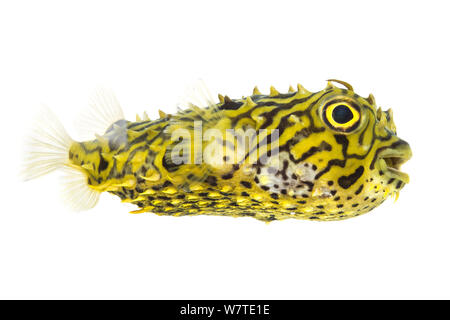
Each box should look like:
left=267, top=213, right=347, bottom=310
left=174, top=79, right=224, bottom=122
left=166, top=80, right=221, bottom=183
left=75, top=87, right=125, bottom=140
left=177, top=80, right=217, bottom=109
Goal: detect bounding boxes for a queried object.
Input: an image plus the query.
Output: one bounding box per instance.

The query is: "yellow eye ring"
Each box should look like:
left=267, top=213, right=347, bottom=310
left=322, top=101, right=361, bottom=132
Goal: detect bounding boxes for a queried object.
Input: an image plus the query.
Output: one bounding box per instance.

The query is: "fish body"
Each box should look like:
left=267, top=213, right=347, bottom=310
left=23, top=80, right=412, bottom=222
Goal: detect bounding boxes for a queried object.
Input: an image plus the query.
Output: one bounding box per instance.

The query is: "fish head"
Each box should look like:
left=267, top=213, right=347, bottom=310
left=300, top=80, right=412, bottom=214
left=253, top=80, right=412, bottom=218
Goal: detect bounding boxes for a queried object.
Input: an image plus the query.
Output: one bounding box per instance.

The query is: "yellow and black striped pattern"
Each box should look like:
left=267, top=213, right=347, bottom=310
left=68, top=80, right=412, bottom=221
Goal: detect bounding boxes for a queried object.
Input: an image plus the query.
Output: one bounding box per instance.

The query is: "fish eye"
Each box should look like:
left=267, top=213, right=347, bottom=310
left=322, top=100, right=361, bottom=132
left=332, top=105, right=353, bottom=123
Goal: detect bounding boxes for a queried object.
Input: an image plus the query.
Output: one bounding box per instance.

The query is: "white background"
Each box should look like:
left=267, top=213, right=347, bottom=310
left=0, top=0, right=449, bottom=299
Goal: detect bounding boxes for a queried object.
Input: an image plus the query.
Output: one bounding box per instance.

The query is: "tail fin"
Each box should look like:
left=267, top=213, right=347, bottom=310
left=22, top=107, right=101, bottom=211
left=22, top=107, right=73, bottom=180
left=60, top=166, right=100, bottom=211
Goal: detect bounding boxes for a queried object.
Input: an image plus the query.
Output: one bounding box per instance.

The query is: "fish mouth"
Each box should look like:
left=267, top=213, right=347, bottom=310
left=377, top=142, right=412, bottom=183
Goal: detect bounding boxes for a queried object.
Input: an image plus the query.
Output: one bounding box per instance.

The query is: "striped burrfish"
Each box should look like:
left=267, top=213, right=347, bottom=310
left=23, top=79, right=412, bottom=222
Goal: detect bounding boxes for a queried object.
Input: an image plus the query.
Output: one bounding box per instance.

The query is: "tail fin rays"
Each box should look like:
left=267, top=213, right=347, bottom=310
left=22, top=107, right=101, bottom=211
left=61, top=166, right=100, bottom=211
left=22, top=107, right=73, bottom=181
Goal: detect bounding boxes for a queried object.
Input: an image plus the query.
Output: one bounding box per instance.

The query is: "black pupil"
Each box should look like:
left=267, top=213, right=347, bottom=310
left=332, top=105, right=353, bottom=124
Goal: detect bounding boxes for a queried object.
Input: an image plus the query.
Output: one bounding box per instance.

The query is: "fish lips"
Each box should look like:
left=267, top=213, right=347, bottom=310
left=377, top=141, right=412, bottom=183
